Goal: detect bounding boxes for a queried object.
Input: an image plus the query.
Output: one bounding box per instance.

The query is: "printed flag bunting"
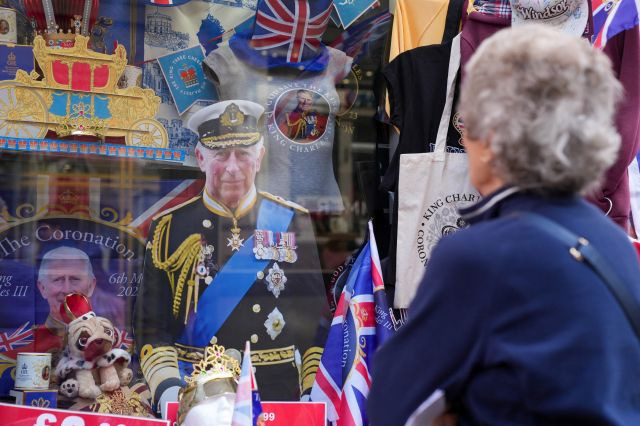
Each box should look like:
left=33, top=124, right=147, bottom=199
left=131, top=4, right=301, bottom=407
left=592, top=0, right=640, bottom=48
left=251, top=0, right=333, bottom=63
left=310, top=221, right=394, bottom=425
left=157, top=46, right=218, bottom=114
left=333, top=0, right=379, bottom=29
left=115, top=328, right=134, bottom=351
left=329, top=10, right=392, bottom=63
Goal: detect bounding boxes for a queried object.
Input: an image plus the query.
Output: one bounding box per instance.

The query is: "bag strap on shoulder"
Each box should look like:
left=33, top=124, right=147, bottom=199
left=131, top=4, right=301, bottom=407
left=515, top=212, right=640, bottom=340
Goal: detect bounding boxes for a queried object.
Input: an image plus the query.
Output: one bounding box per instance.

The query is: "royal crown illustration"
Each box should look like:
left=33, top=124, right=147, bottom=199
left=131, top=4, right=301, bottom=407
left=43, top=30, right=76, bottom=48
left=180, top=65, right=198, bottom=88
left=39, top=15, right=83, bottom=48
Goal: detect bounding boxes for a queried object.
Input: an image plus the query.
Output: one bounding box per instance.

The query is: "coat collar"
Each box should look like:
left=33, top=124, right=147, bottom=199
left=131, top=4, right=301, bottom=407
left=460, top=186, right=582, bottom=225
left=459, top=186, right=522, bottom=225
left=202, top=185, right=257, bottom=219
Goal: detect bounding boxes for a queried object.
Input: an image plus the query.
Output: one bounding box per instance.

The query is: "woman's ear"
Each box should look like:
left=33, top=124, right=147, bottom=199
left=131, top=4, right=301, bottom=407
left=478, top=131, right=495, bottom=163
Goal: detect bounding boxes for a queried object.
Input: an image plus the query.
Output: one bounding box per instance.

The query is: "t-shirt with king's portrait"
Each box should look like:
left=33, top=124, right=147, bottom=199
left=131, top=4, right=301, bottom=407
left=204, top=43, right=353, bottom=213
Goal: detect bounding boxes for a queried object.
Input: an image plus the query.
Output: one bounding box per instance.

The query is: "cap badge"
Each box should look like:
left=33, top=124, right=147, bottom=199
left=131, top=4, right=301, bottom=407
left=219, top=103, right=245, bottom=128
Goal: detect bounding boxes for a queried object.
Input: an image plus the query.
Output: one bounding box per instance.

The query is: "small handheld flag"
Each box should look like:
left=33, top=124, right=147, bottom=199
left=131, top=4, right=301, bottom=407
left=232, top=341, right=263, bottom=426
left=311, top=220, right=394, bottom=425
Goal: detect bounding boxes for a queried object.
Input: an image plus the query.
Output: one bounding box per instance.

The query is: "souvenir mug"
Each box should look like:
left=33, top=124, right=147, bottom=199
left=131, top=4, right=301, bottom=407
left=0, top=8, right=17, bottom=44
left=14, top=352, right=51, bottom=390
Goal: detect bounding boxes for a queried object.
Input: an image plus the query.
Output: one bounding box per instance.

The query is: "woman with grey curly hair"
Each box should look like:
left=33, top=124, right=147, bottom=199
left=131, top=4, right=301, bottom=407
left=460, top=25, right=622, bottom=196
left=368, top=24, right=640, bottom=425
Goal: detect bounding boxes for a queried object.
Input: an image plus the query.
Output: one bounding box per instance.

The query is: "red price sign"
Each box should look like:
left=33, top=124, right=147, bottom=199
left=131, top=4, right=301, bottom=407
left=0, top=403, right=170, bottom=426
left=260, top=401, right=326, bottom=426
left=163, top=402, right=179, bottom=426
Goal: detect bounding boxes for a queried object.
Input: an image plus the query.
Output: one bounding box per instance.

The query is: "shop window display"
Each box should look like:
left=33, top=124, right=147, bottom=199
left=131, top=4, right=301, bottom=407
left=0, top=0, right=393, bottom=422
left=0, top=0, right=635, bottom=424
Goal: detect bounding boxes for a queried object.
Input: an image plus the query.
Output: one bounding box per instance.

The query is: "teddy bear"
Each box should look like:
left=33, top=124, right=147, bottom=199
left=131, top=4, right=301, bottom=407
left=54, top=293, right=133, bottom=400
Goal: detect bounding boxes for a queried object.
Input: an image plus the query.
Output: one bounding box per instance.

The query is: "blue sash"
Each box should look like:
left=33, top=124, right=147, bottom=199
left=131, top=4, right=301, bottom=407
left=181, top=198, right=295, bottom=348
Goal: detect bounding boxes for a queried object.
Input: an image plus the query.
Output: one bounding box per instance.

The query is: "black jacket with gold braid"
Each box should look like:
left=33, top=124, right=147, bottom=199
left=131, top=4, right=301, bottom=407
left=134, top=187, right=327, bottom=404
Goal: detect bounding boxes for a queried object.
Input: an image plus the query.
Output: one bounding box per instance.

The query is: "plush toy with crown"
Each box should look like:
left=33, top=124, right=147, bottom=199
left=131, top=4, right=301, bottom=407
left=55, top=293, right=133, bottom=400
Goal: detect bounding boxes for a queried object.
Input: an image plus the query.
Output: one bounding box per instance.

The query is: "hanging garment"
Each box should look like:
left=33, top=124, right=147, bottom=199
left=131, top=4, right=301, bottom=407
left=204, top=43, right=352, bottom=213
left=394, top=35, right=479, bottom=308
left=386, top=0, right=464, bottom=115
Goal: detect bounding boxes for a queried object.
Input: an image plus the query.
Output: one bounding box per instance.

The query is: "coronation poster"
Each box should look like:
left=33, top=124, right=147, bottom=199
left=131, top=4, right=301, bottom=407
left=0, top=172, right=202, bottom=396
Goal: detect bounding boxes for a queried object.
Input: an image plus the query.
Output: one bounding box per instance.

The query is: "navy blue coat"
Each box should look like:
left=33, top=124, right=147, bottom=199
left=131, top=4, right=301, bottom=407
left=368, top=188, right=640, bottom=425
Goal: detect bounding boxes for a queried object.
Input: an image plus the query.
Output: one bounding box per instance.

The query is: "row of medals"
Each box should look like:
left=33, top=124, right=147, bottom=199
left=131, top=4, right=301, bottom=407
left=196, top=242, right=215, bottom=285
left=194, top=226, right=298, bottom=286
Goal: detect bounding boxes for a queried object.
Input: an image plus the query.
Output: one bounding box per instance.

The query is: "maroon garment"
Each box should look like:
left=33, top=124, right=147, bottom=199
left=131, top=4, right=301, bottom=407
left=460, top=10, right=639, bottom=230
left=587, top=27, right=640, bottom=230
left=460, top=11, right=509, bottom=79
left=461, top=1, right=594, bottom=69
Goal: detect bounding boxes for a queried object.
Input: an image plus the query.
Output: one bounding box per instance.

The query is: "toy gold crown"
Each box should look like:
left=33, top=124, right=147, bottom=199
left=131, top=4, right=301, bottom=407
left=185, top=345, right=241, bottom=385
left=179, top=344, right=242, bottom=423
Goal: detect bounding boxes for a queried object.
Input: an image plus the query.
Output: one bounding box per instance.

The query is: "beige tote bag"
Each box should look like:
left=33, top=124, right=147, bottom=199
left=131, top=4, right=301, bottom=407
left=395, top=34, right=480, bottom=309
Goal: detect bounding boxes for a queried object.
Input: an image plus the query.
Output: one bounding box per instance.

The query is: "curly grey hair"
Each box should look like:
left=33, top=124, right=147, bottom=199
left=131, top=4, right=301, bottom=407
left=459, top=24, right=623, bottom=194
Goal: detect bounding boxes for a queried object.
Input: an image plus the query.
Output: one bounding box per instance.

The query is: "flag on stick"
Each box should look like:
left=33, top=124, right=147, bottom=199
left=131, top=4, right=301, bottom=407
left=311, top=220, right=394, bottom=425
left=232, top=341, right=263, bottom=426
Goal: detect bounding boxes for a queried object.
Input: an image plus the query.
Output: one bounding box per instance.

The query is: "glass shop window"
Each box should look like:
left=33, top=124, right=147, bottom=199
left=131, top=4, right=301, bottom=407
left=0, top=0, right=393, bottom=417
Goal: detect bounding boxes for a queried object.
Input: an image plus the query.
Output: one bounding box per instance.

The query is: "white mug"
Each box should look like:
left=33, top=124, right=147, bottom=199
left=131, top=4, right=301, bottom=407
left=0, top=8, right=17, bottom=44
left=15, top=352, right=51, bottom=390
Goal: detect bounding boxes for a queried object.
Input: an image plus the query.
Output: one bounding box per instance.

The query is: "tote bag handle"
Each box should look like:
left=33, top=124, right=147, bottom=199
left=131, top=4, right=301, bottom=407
left=434, top=34, right=461, bottom=158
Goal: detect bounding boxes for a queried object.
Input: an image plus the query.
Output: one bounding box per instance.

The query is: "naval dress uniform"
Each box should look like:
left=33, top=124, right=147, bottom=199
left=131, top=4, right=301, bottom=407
left=134, top=101, right=327, bottom=407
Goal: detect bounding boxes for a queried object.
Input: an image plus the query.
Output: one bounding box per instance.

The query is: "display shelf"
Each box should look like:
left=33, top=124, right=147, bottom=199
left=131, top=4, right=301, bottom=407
left=0, top=136, right=186, bottom=163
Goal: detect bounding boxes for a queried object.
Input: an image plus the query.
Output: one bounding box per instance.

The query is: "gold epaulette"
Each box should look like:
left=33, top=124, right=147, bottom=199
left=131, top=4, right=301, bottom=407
left=301, top=346, right=323, bottom=393
left=151, top=195, right=202, bottom=222
left=140, top=344, right=181, bottom=403
left=259, top=191, right=309, bottom=214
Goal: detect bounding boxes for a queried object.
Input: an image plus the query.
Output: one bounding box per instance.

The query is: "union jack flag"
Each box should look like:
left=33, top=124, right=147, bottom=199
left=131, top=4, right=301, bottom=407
left=311, top=221, right=393, bottom=425
left=0, top=323, right=34, bottom=352
left=232, top=341, right=263, bottom=426
left=127, top=179, right=203, bottom=238
left=329, top=11, right=392, bottom=63
left=251, top=0, right=333, bottom=63
left=114, top=328, right=134, bottom=351
left=592, top=0, right=640, bottom=48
